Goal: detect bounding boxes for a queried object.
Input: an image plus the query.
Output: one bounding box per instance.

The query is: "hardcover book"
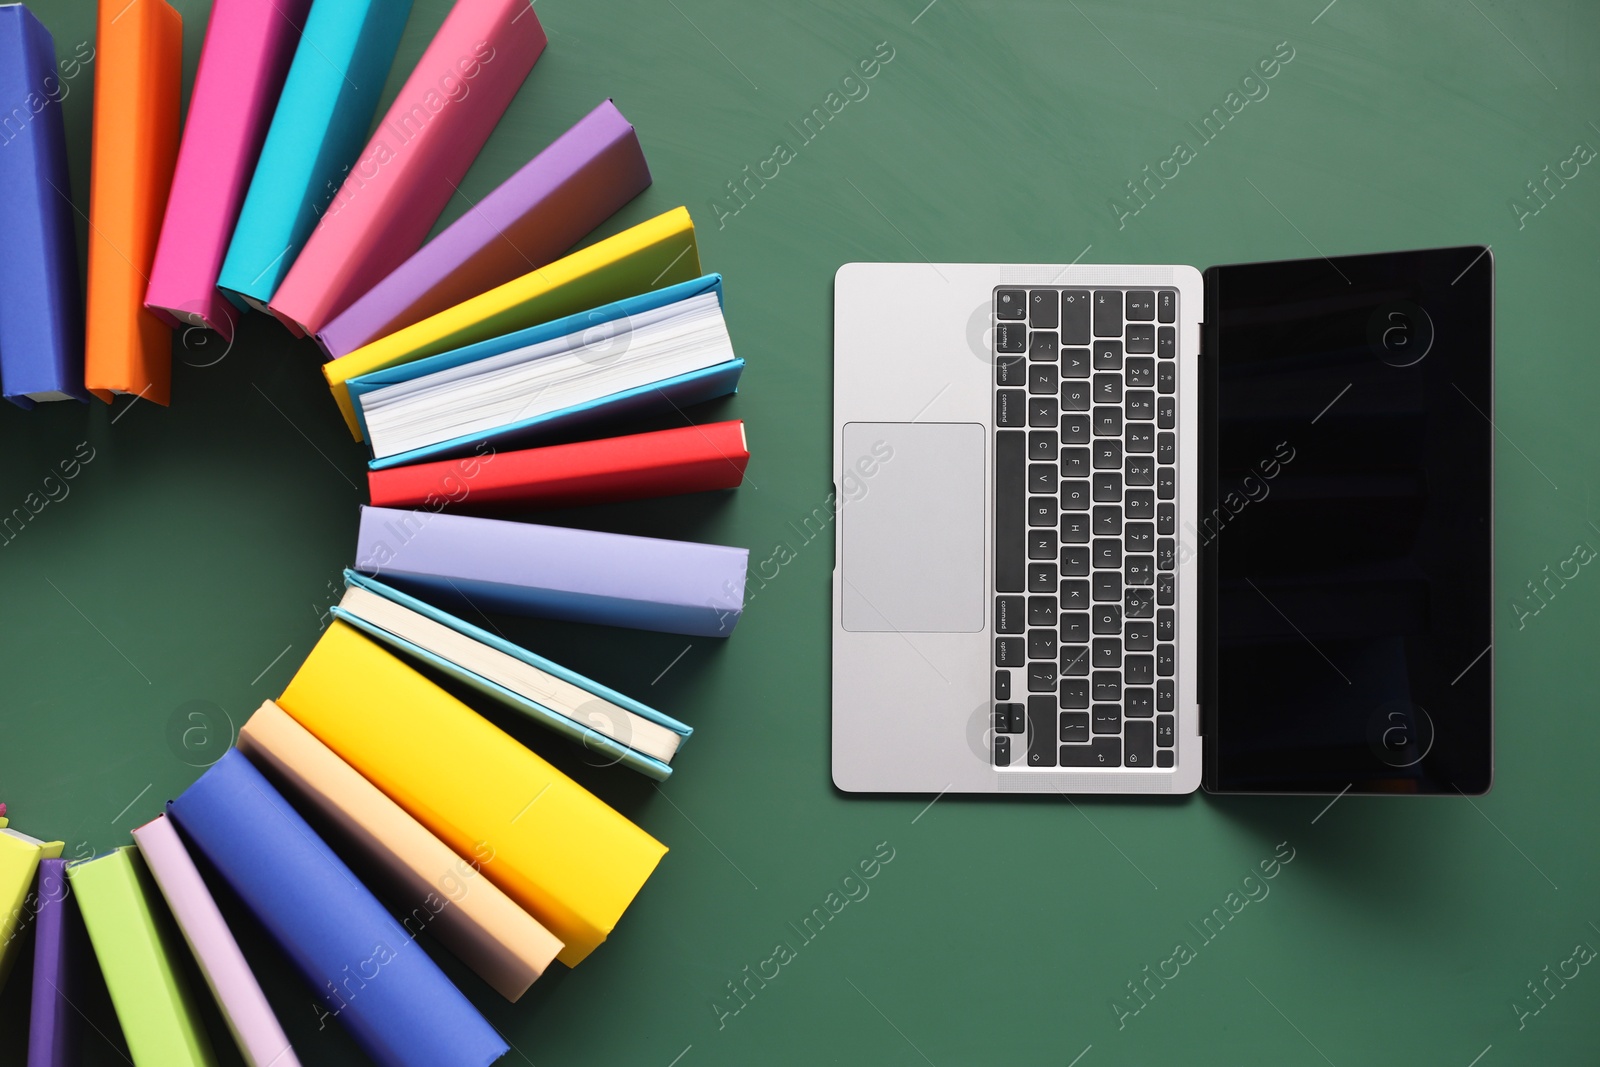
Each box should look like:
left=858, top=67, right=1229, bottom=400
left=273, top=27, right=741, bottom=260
left=333, top=571, right=692, bottom=779
left=83, top=0, right=182, bottom=405
left=355, top=504, right=748, bottom=637
left=366, top=420, right=749, bottom=510
left=0, top=5, right=86, bottom=406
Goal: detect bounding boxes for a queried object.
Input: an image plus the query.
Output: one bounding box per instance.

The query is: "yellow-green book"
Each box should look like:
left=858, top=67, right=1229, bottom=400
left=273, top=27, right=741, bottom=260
left=323, top=205, right=701, bottom=437
left=67, top=847, right=218, bottom=1067
left=0, top=824, right=63, bottom=991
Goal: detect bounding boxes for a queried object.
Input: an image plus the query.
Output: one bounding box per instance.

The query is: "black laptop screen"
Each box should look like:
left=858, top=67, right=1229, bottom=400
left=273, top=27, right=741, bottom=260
left=1203, top=247, right=1493, bottom=794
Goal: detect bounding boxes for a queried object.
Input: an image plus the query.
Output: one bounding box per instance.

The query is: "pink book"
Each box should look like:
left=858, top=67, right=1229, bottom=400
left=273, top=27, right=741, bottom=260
left=267, top=0, right=547, bottom=338
left=143, top=0, right=310, bottom=340
left=131, top=814, right=301, bottom=1067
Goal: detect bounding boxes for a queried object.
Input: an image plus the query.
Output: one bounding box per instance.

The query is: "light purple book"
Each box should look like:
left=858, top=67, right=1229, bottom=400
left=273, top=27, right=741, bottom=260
left=27, top=859, right=77, bottom=1067
left=316, top=100, right=651, bottom=359
left=355, top=505, right=747, bottom=637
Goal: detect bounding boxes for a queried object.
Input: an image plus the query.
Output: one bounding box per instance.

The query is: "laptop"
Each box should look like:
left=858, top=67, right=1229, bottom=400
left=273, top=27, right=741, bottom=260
left=831, top=247, right=1493, bottom=796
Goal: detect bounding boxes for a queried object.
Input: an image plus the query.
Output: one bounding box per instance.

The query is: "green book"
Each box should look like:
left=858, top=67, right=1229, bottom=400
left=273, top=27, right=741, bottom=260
left=67, top=847, right=219, bottom=1067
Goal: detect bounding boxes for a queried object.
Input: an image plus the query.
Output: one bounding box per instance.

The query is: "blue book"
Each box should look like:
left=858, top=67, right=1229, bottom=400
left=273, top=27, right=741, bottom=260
left=348, top=274, right=743, bottom=469
left=333, top=570, right=692, bottom=780
left=216, top=0, right=412, bottom=312
left=0, top=5, right=86, bottom=407
left=168, top=750, right=508, bottom=1067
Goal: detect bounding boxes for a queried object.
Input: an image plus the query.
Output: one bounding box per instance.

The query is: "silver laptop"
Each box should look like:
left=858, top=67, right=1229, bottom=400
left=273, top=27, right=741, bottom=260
left=833, top=264, right=1200, bottom=795
left=830, top=250, right=1496, bottom=797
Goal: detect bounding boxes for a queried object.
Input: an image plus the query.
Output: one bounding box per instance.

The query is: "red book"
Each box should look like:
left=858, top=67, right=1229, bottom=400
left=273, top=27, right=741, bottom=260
left=367, top=421, right=750, bottom=510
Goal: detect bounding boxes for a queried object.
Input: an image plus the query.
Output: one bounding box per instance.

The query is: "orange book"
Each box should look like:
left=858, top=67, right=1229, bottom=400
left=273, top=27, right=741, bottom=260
left=84, top=0, right=182, bottom=405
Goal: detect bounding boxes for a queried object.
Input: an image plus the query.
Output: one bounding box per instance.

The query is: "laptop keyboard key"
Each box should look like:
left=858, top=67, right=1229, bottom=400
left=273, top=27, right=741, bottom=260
left=1029, top=363, right=1060, bottom=395
left=1157, top=290, right=1175, bottom=322
left=1126, top=654, right=1154, bottom=685
left=1028, top=596, right=1058, bottom=627
left=1157, top=396, right=1174, bottom=428
left=1157, top=714, right=1175, bottom=746
left=997, top=354, right=1025, bottom=386
left=1061, top=737, right=1121, bottom=767
left=1062, top=348, right=1090, bottom=378
left=1094, top=406, right=1123, bottom=436
left=1126, top=357, right=1154, bottom=388
left=1124, top=721, right=1154, bottom=767
left=1061, top=612, right=1090, bottom=643
left=1063, top=414, right=1091, bottom=444
left=1027, top=628, right=1058, bottom=659
left=1028, top=430, right=1057, bottom=460
left=1061, top=645, right=1089, bottom=677
left=1157, top=644, right=1174, bottom=677
left=1157, top=750, right=1174, bottom=768
left=1125, top=322, right=1155, bottom=353
left=1063, top=381, right=1090, bottom=411
left=1027, top=661, right=1058, bottom=692
left=1158, top=360, right=1175, bottom=395
left=1093, top=290, right=1122, bottom=337
left=1094, top=340, right=1122, bottom=370
left=1028, top=562, right=1057, bottom=592
left=1092, top=603, right=1121, bottom=634
left=995, top=735, right=1012, bottom=766
left=1062, top=480, right=1090, bottom=511
left=1028, top=396, right=1059, bottom=427
left=995, top=637, right=1025, bottom=666
left=997, top=389, right=1026, bottom=427
left=1061, top=515, right=1089, bottom=543
left=1061, top=546, right=1090, bottom=577
left=1157, top=679, right=1174, bottom=712
left=996, top=596, right=1025, bottom=633
left=1060, top=712, right=1090, bottom=742
left=1029, top=330, right=1058, bottom=362
left=1029, top=290, right=1059, bottom=328
left=1029, top=529, right=1058, bottom=559
left=996, top=322, right=1027, bottom=352
left=1026, top=696, right=1056, bottom=766
left=1093, top=571, right=1122, bottom=602
left=1028, top=496, right=1058, bottom=527
left=995, top=671, right=1011, bottom=700
left=996, top=289, right=1026, bottom=319
left=1094, top=439, right=1122, bottom=469
left=1126, top=687, right=1154, bottom=717
left=1060, top=580, right=1088, bottom=611
left=1060, top=290, right=1091, bottom=344
left=1060, top=679, right=1090, bottom=708
left=1092, top=703, right=1121, bottom=734
left=1061, top=446, right=1090, bottom=478
left=1126, top=291, right=1155, bottom=321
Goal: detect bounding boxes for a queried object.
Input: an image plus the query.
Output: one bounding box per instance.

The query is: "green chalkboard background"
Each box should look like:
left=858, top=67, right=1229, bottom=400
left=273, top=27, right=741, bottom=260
left=3, top=0, right=1599, bottom=1064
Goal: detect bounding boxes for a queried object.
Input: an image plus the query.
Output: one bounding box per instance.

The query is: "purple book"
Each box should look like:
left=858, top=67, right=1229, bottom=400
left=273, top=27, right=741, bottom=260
left=355, top=505, right=747, bottom=636
left=316, top=100, right=651, bottom=359
left=27, top=859, right=77, bottom=1067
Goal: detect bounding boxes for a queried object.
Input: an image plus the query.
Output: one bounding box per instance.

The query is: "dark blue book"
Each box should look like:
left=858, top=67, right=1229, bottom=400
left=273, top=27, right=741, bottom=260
left=168, top=750, right=508, bottom=1067
left=0, top=5, right=86, bottom=407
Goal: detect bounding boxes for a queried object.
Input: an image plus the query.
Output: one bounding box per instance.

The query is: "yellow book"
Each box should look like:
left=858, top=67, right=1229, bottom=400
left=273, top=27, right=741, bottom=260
left=0, top=825, right=64, bottom=991
left=238, top=700, right=564, bottom=999
left=324, top=206, right=701, bottom=437
left=68, top=848, right=219, bottom=1067
left=277, top=622, right=666, bottom=965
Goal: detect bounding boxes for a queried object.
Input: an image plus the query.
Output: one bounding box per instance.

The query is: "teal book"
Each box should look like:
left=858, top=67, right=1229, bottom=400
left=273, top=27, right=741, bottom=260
left=215, top=0, right=412, bottom=314
left=331, top=570, right=692, bottom=779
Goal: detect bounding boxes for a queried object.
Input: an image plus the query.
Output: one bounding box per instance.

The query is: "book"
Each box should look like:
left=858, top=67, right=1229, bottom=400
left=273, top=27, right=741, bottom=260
left=26, top=859, right=79, bottom=1067
left=366, top=420, right=748, bottom=510
left=237, top=700, right=564, bottom=1000
left=82, top=0, right=182, bottom=406
left=355, top=504, right=748, bottom=637
left=325, top=205, right=702, bottom=436
left=215, top=0, right=414, bottom=317
left=1, top=824, right=63, bottom=991
left=267, top=0, right=548, bottom=336
left=66, top=847, right=218, bottom=1067
left=353, top=277, right=741, bottom=464
left=0, top=5, right=86, bottom=407
left=131, top=815, right=300, bottom=1067
left=168, top=750, right=507, bottom=1067
left=143, top=0, right=312, bottom=339
left=333, top=570, right=692, bottom=778
left=317, top=98, right=652, bottom=358
left=278, top=622, right=667, bottom=965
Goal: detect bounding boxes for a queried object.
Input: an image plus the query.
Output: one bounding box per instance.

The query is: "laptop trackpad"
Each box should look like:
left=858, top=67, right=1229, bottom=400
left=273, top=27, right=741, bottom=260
left=840, top=422, right=985, bottom=633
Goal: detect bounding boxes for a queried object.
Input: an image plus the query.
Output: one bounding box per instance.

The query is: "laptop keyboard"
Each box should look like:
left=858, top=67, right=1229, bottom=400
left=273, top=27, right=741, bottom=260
left=991, top=287, right=1178, bottom=771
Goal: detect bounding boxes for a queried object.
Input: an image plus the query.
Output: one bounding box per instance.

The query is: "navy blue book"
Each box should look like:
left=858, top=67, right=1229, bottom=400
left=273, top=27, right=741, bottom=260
left=0, top=5, right=86, bottom=407
left=168, top=749, right=508, bottom=1067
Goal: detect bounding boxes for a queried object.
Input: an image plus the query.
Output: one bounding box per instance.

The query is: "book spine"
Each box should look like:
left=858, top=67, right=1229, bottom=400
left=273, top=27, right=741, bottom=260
left=368, top=420, right=748, bottom=508
left=168, top=751, right=506, bottom=1067
left=268, top=0, right=548, bottom=336
left=317, top=98, right=650, bottom=358
left=67, top=848, right=219, bottom=1067
left=26, top=860, right=75, bottom=1067
left=131, top=816, right=300, bottom=1067
left=324, top=205, right=700, bottom=438
left=215, top=0, right=414, bottom=310
left=143, top=0, right=310, bottom=339
left=0, top=9, right=86, bottom=406
left=83, top=0, right=182, bottom=405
